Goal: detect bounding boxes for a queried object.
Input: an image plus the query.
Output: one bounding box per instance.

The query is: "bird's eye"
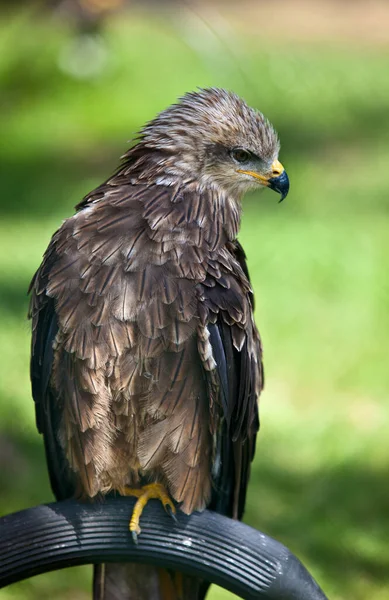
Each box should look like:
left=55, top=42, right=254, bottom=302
left=231, top=148, right=251, bottom=164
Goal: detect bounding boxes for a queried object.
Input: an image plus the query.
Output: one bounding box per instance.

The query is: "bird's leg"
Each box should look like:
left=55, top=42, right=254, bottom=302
left=124, top=483, right=176, bottom=543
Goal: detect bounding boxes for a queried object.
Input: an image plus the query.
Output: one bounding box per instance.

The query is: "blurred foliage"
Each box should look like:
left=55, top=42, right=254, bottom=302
left=0, top=2, right=388, bottom=599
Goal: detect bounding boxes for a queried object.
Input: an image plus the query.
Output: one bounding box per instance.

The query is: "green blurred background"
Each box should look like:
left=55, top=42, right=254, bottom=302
left=0, top=1, right=388, bottom=598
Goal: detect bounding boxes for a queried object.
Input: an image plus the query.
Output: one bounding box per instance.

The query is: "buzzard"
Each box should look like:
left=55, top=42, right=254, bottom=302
left=29, top=88, right=289, bottom=599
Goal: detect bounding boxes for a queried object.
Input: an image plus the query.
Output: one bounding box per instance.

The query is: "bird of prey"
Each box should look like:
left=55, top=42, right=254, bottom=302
left=29, top=88, right=289, bottom=599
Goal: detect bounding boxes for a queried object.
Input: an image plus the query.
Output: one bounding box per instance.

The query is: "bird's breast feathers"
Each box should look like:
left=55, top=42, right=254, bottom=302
left=30, top=182, right=260, bottom=513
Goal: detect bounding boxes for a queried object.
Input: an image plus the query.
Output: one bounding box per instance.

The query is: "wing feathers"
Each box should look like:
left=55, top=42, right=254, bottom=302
left=199, top=239, right=262, bottom=519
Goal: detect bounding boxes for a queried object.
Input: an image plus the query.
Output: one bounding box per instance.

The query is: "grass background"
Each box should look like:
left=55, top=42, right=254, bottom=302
left=0, top=2, right=388, bottom=598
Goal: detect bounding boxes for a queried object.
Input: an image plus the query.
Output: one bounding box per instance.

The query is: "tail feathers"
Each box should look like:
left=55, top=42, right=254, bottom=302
left=93, top=563, right=203, bottom=600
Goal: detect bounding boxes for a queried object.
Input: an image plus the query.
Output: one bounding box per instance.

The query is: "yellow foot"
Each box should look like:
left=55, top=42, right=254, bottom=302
left=124, top=483, right=176, bottom=543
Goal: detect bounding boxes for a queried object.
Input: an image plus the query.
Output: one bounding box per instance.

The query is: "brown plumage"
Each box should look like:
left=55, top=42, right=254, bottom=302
left=29, top=88, right=289, bottom=599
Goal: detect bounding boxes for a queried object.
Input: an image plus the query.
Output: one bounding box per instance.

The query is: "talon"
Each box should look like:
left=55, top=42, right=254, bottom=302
left=123, top=483, right=176, bottom=540
left=129, top=516, right=141, bottom=542
left=165, top=504, right=177, bottom=523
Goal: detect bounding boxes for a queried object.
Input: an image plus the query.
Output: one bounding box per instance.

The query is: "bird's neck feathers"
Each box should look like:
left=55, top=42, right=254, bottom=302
left=121, top=139, right=245, bottom=200
left=120, top=139, right=203, bottom=186
left=112, top=144, right=243, bottom=246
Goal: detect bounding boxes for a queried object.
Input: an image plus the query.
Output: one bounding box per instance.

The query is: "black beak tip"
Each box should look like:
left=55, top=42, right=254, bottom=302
left=268, top=170, right=289, bottom=203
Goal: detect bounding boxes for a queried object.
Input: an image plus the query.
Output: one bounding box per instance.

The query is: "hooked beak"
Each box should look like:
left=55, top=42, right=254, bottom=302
left=268, top=169, right=290, bottom=202
left=237, top=159, right=290, bottom=202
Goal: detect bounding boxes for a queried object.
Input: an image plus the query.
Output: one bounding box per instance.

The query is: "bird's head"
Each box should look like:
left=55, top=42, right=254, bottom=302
left=138, top=88, right=289, bottom=201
